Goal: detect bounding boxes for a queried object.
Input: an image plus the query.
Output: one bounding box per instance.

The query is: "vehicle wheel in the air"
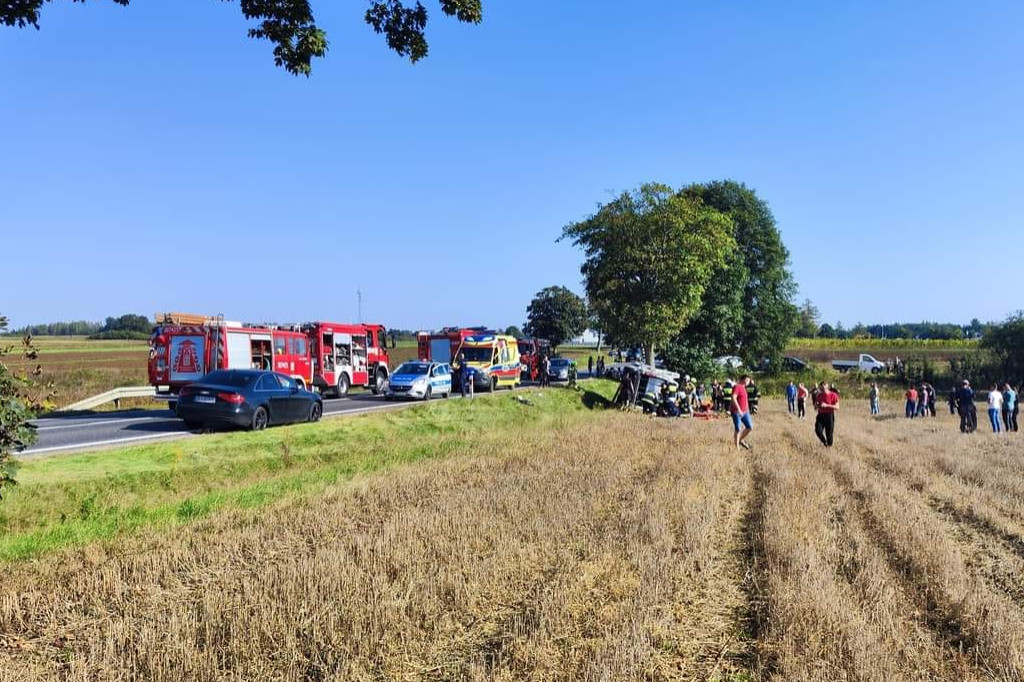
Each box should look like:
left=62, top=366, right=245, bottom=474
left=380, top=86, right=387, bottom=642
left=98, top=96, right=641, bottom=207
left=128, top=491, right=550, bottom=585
left=337, top=374, right=350, bottom=397
left=425, top=386, right=432, bottom=401
left=251, top=406, right=269, bottom=431
left=309, top=402, right=322, bottom=422
left=371, top=370, right=387, bottom=395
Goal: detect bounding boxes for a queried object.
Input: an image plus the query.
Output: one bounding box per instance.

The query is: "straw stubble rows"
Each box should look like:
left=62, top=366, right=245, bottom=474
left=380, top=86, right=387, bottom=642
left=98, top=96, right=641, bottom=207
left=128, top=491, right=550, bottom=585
left=2, top=402, right=1023, bottom=680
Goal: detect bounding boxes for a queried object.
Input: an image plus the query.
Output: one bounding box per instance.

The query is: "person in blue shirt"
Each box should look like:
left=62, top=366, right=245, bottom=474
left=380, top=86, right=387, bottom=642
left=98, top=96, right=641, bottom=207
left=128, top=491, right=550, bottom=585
left=1003, top=383, right=1018, bottom=432
left=786, top=381, right=797, bottom=414
left=956, top=380, right=977, bottom=433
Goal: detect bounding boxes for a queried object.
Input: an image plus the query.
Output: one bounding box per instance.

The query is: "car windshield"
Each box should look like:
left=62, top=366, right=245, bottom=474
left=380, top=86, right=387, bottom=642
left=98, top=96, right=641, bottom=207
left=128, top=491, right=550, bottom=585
left=461, top=347, right=493, bottom=362
left=395, top=362, right=431, bottom=375
left=201, top=370, right=255, bottom=387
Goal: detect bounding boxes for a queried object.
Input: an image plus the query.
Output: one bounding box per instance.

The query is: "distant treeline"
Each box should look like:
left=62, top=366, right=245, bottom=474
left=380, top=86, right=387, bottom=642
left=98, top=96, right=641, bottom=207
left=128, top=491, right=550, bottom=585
left=797, top=320, right=993, bottom=341
left=6, top=314, right=152, bottom=340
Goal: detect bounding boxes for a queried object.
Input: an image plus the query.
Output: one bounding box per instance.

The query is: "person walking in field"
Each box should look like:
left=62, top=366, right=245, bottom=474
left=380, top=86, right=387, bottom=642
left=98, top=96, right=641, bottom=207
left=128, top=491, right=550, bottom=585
left=786, top=380, right=797, bottom=414
left=987, top=383, right=1003, bottom=433
left=869, top=382, right=880, bottom=415
left=1002, top=382, right=1017, bottom=432
left=814, top=381, right=840, bottom=447
left=956, top=380, right=977, bottom=433
left=796, top=382, right=808, bottom=418
left=730, top=375, right=754, bottom=451
left=904, top=384, right=918, bottom=418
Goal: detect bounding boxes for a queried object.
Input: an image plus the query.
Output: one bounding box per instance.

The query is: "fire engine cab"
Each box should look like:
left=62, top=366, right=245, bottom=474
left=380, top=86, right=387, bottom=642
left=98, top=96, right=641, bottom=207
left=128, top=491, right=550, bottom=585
left=417, top=327, right=493, bottom=364
left=303, top=321, right=390, bottom=397
left=517, top=337, right=551, bottom=381
left=148, top=313, right=311, bottom=407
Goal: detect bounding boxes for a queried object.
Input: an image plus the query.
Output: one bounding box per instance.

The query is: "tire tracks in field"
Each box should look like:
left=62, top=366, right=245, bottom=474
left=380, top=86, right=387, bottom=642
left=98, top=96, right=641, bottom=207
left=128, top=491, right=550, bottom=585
left=844, top=433, right=1024, bottom=611
left=779, top=429, right=989, bottom=681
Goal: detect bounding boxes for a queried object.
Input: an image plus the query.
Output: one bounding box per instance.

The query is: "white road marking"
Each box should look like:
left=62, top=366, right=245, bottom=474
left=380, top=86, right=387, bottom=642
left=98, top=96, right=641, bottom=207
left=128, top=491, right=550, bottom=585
left=21, top=431, right=188, bottom=455
left=34, top=415, right=173, bottom=432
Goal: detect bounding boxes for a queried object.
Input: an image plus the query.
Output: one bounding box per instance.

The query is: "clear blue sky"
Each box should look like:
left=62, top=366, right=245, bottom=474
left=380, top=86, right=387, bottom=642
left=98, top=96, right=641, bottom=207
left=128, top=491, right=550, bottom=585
left=2, top=0, right=1022, bottom=331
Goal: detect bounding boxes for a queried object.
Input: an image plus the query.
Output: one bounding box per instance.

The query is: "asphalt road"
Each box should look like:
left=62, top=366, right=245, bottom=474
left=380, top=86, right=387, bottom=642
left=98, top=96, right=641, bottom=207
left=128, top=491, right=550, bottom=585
left=22, top=392, right=420, bottom=459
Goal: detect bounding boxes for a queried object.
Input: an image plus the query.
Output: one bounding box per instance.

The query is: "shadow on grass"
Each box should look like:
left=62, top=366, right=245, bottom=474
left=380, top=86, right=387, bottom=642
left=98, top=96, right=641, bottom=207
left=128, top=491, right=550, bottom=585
left=581, top=389, right=613, bottom=410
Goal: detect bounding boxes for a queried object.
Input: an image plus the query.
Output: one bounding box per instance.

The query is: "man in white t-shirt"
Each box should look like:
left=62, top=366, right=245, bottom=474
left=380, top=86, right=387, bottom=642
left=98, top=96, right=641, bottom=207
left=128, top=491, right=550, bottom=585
left=987, top=384, right=1004, bottom=433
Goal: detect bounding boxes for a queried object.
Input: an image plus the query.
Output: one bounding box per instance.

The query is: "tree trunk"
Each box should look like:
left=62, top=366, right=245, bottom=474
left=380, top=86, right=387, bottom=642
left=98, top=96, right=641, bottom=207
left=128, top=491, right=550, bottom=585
left=646, top=344, right=655, bottom=366
left=596, top=329, right=603, bottom=353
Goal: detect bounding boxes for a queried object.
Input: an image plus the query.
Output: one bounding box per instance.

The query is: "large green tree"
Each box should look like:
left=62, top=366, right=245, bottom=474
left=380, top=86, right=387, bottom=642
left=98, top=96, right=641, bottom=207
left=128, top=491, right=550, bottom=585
left=562, top=183, right=735, bottom=366
left=2, top=0, right=483, bottom=75
left=523, top=286, right=588, bottom=349
left=673, top=180, right=798, bottom=370
left=981, top=312, right=1024, bottom=380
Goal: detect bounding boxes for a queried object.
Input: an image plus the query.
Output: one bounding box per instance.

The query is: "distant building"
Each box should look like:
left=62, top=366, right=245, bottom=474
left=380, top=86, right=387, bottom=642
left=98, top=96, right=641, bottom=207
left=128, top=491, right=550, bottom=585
left=569, top=329, right=600, bottom=346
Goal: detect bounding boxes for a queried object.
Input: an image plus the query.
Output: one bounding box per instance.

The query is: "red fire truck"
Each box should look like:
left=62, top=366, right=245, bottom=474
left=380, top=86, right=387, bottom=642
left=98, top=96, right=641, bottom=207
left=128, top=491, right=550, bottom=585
left=517, top=337, right=551, bottom=381
left=149, top=314, right=391, bottom=403
left=416, top=327, right=493, bottom=363
left=148, top=314, right=311, bottom=407
left=303, top=321, right=390, bottom=397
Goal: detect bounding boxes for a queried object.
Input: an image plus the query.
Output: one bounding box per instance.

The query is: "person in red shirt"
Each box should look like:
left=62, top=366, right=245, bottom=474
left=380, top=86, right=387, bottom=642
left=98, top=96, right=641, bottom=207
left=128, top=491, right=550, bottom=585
left=905, top=385, right=919, bottom=419
left=815, top=381, right=840, bottom=447
left=730, top=375, right=753, bottom=450
left=796, top=382, right=809, bottom=418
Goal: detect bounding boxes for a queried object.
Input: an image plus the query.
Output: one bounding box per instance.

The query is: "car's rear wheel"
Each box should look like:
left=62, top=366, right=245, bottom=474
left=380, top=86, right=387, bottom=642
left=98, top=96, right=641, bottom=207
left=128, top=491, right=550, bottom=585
left=251, top=406, right=269, bottom=431
left=337, top=374, right=350, bottom=397
left=309, top=402, right=322, bottom=422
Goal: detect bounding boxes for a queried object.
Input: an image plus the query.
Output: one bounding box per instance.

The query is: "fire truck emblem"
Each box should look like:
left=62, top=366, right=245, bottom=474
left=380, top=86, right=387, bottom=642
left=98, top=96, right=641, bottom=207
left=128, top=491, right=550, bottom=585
left=172, top=340, right=202, bottom=375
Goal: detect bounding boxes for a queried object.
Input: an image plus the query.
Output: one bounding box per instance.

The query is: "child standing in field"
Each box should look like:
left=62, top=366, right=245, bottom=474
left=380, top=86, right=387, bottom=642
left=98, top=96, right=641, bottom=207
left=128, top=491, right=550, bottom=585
left=987, top=384, right=1003, bottom=433
left=869, top=382, right=880, bottom=415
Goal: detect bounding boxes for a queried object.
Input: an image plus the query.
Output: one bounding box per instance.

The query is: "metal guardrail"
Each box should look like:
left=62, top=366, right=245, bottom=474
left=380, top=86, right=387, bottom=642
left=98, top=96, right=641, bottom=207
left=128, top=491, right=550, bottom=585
left=60, top=386, right=157, bottom=412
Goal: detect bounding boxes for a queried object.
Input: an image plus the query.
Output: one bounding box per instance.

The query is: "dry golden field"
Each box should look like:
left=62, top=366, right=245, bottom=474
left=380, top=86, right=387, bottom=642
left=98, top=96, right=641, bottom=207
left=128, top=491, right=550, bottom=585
left=2, top=398, right=1023, bottom=681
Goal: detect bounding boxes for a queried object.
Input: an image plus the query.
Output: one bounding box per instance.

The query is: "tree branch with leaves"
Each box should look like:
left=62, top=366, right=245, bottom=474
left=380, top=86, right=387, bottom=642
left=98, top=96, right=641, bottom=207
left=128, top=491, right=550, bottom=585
left=2, top=0, right=483, bottom=75
left=0, top=314, right=52, bottom=498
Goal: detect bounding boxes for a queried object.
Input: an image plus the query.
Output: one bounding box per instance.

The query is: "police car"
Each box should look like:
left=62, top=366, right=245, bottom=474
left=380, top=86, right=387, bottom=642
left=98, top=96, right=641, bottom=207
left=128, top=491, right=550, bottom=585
left=384, top=361, right=453, bottom=400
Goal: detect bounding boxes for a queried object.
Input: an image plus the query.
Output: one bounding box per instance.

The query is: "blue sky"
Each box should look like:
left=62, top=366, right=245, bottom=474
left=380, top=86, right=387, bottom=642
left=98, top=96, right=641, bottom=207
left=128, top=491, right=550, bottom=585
left=2, top=0, right=1022, bottom=331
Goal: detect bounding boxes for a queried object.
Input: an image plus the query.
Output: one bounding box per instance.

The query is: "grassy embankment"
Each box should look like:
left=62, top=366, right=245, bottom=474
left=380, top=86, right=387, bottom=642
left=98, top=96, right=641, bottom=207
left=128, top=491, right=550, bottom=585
left=0, top=382, right=614, bottom=563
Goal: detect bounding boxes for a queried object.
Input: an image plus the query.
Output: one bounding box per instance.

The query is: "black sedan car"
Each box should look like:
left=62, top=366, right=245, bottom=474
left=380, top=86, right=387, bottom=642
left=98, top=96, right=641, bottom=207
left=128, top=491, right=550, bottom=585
left=175, top=369, right=323, bottom=430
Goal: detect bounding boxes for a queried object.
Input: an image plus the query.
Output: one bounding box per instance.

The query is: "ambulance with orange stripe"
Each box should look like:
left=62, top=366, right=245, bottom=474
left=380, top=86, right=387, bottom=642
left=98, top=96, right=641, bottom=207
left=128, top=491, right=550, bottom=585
left=452, top=333, right=521, bottom=392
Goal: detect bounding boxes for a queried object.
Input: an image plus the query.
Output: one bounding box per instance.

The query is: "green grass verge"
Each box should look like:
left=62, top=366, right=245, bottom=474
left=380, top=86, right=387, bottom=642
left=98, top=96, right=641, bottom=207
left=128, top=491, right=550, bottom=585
left=0, top=381, right=617, bottom=562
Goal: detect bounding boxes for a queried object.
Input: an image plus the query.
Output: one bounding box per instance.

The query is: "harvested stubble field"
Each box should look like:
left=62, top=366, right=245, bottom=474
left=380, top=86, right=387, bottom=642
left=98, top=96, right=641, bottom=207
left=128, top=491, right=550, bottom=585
left=1, top=336, right=151, bottom=409
left=2, top=387, right=1023, bottom=681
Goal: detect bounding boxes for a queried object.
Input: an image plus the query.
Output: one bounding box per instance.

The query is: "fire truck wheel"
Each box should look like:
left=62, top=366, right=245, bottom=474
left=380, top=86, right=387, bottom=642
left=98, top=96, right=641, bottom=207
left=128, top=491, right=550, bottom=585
left=371, top=370, right=387, bottom=395
left=251, top=406, right=269, bottom=431
left=336, top=375, right=350, bottom=397
left=309, top=402, right=322, bottom=422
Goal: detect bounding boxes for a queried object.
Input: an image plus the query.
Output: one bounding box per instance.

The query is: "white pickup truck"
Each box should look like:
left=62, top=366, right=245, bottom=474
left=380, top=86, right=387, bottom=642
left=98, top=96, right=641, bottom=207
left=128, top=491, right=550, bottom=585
left=832, top=353, right=886, bottom=374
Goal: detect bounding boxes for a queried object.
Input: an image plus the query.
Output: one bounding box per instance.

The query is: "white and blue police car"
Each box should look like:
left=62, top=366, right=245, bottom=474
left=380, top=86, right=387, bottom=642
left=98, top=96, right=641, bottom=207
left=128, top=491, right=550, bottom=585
left=384, top=361, right=453, bottom=401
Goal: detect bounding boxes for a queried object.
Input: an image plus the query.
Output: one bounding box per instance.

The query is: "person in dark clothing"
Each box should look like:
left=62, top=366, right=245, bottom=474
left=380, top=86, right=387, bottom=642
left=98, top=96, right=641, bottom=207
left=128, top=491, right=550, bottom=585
left=587, top=356, right=594, bottom=376
left=814, top=381, right=840, bottom=447
left=539, top=355, right=550, bottom=387
left=956, top=380, right=977, bottom=433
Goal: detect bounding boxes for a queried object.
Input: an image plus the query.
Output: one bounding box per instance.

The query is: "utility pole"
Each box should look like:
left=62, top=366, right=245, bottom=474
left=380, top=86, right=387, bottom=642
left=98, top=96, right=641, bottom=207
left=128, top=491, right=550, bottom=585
left=357, top=287, right=362, bottom=323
